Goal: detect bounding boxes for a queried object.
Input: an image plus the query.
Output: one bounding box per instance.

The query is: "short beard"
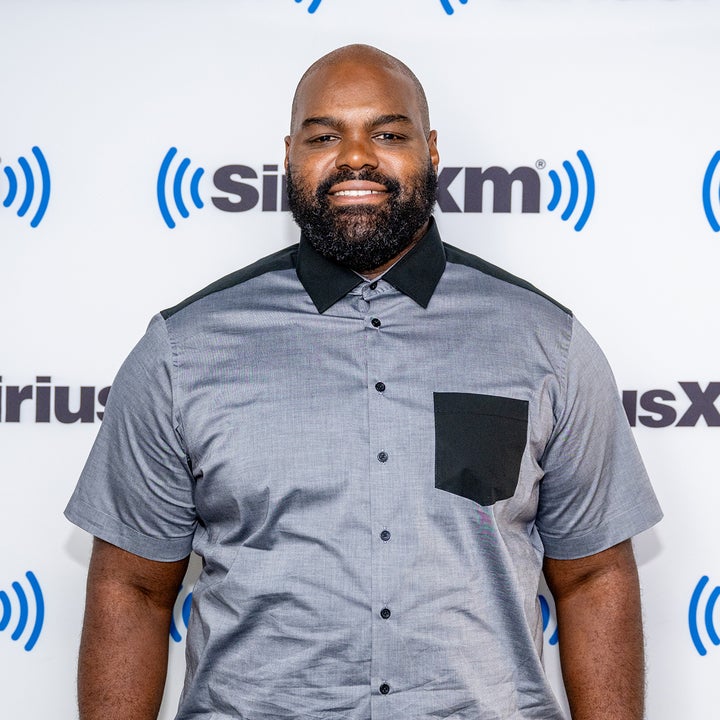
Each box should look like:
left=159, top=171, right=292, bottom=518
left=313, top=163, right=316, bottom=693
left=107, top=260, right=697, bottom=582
left=286, top=160, right=437, bottom=273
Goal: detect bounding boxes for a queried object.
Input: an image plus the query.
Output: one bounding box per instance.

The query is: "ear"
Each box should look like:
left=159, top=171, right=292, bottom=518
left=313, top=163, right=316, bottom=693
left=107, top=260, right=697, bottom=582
left=284, top=136, right=291, bottom=172
left=427, top=130, right=439, bottom=173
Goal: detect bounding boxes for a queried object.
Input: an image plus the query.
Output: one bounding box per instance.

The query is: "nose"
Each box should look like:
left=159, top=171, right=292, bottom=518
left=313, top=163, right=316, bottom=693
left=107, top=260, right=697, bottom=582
left=335, top=134, right=378, bottom=171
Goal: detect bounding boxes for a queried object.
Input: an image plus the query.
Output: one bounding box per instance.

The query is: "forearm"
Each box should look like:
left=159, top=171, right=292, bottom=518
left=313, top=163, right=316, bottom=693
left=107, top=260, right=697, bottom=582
left=546, top=541, right=645, bottom=720
left=78, top=580, right=173, bottom=720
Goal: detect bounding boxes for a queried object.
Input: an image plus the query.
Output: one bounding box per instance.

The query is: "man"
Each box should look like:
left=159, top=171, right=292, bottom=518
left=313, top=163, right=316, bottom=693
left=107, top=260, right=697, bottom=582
left=66, top=44, right=662, bottom=720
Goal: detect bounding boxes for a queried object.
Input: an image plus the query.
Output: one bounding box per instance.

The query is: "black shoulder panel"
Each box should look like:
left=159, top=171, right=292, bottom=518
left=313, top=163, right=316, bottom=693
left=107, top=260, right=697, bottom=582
left=161, top=245, right=298, bottom=320
left=443, top=243, right=572, bottom=316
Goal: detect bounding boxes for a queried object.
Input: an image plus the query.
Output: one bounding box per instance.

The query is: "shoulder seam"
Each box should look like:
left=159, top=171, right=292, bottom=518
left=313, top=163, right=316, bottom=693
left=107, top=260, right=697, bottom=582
left=161, top=245, right=298, bottom=320
left=443, top=243, right=572, bottom=316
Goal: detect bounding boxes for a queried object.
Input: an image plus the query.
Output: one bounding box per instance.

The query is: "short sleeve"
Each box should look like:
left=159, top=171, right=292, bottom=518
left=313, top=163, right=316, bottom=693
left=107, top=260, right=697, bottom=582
left=64, top=314, right=196, bottom=561
left=536, top=318, right=663, bottom=559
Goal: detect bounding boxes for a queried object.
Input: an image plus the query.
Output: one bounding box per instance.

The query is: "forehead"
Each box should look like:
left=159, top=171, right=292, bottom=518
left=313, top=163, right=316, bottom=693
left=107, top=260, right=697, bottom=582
left=293, top=60, right=424, bottom=130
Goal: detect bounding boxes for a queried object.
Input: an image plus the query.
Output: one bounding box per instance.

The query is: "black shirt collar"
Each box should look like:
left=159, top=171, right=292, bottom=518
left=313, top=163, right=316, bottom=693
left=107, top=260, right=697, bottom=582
left=296, top=218, right=446, bottom=313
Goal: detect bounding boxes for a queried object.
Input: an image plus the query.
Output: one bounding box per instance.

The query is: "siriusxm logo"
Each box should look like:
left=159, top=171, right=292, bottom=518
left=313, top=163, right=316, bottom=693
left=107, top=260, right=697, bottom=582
left=170, top=584, right=193, bottom=643
left=157, top=148, right=206, bottom=230
left=622, top=382, right=720, bottom=428
left=440, top=0, right=469, bottom=15
left=9, top=376, right=716, bottom=429
left=156, top=147, right=595, bottom=232
left=1, top=146, right=51, bottom=228
left=546, top=150, right=595, bottom=232
left=292, top=0, right=471, bottom=15
left=702, top=151, right=720, bottom=232
left=689, top=576, right=720, bottom=656
left=295, top=0, right=322, bottom=12
left=1, top=571, right=44, bottom=652
left=157, top=147, right=289, bottom=229
left=437, top=150, right=595, bottom=232
left=538, top=593, right=559, bottom=646
left=0, top=376, right=110, bottom=423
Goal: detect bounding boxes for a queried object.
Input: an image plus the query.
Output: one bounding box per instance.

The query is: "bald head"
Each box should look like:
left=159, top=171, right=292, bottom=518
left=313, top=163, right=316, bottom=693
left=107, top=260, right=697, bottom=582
left=290, top=44, right=431, bottom=135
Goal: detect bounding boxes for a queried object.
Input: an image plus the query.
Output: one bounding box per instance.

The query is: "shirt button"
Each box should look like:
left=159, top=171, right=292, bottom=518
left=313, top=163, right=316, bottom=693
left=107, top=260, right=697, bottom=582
left=377, top=451, right=388, bottom=463
left=380, top=607, right=391, bottom=619
left=369, top=281, right=378, bottom=290
left=379, top=683, right=390, bottom=695
left=375, top=381, right=386, bottom=393
left=371, top=317, right=382, bottom=328
left=380, top=530, right=391, bottom=542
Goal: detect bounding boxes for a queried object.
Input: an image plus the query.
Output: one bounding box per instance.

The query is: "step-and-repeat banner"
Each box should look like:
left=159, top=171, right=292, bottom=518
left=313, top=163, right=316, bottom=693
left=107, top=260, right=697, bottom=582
left=1, top=1, right=718, bottom=717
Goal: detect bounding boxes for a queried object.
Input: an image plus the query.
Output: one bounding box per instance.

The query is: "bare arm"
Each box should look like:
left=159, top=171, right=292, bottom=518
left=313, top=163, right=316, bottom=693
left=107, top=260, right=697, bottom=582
left=543, top=539, right=645, bottom=720
left=78, top=537, right=190, bottom=720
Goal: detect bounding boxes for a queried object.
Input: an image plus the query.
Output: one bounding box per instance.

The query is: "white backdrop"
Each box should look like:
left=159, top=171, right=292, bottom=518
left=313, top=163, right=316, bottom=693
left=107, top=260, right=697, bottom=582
left=1, top=1, right=719, bottom=718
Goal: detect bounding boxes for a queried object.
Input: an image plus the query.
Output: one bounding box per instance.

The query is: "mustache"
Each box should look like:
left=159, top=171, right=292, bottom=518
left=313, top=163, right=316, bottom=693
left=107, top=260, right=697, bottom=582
left=315, top=169, right=401, bottom=198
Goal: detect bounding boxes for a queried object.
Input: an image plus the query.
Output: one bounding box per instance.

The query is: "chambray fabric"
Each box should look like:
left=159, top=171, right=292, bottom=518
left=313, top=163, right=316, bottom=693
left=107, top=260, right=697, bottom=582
left=65, top=220, right=662, bottom=720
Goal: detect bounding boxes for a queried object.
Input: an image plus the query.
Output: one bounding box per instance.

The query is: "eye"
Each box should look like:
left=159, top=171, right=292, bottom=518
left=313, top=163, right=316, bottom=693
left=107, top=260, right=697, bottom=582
left=374, top=132, right=405, bottom=142
left=308, top=134, right=338, bottom=144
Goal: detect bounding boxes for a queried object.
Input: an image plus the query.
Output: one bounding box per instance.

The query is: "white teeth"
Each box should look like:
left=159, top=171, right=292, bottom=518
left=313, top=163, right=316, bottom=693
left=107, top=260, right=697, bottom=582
left=334, top=190, right=381, bottom=196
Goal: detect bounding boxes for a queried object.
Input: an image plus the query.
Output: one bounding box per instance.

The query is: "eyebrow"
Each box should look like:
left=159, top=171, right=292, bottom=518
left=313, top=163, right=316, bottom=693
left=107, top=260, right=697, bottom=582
left=300, top=114, right=414, bottom=131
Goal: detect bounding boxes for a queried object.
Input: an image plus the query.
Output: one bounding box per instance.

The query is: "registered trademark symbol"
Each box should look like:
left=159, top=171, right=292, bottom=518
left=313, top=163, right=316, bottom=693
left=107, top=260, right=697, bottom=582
left=536, top=159, right=546, bottom=170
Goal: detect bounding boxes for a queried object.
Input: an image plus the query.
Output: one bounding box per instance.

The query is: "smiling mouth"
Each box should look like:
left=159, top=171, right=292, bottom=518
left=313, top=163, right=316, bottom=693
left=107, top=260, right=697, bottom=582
left=332, top=189, right=385, bottom=197
left=328, top=179, right=390, bottom=200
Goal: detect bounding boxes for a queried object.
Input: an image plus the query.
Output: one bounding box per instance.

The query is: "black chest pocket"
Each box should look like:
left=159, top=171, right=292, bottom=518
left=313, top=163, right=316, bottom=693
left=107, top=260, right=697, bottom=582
left=434, top=392, right=529, bottom=506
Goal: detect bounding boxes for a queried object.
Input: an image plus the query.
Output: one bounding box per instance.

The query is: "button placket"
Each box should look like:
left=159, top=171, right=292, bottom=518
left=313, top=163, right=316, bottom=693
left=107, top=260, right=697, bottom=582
left=365, top=298, right=399, bottom=709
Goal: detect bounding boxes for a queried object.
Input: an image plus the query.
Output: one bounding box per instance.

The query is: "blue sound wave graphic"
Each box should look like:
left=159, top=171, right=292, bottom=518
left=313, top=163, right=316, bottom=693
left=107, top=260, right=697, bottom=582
left=293, top=0, right=470, bottom=16
left=0, top=571, right=44, bottom=652
left=439, top=0, right=468, bottom=14
left=169, top=585, right=193, bottom=643
left=295, top=0, right=323, bottom=13
left=547, top=149, right=595, bottom=232
left=157, top=147, right=205, bottom=229
left=1, top=146, right=51, bottom=228
left=538, top=593, right=559, bottom=645
left=702, top=151, right=720, bottom=232
left=689, top=575, right=720, bottom=656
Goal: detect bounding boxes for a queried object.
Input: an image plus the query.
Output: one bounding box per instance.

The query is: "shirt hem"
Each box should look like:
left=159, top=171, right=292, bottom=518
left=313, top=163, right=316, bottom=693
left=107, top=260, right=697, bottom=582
left=64, top=497, right=194, bottom=562
left=539, top=504, right=663, bottom=560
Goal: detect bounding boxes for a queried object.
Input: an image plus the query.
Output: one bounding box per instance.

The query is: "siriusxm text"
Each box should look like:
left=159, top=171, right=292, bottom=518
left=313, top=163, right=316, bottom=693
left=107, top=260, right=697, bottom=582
left=622, top=383, right=720, bottom=428
left=211, top=164, right=541, bottom=214
left=0, top=377, right=109, bottom=423
left=3, top=378, right=717, bottom=427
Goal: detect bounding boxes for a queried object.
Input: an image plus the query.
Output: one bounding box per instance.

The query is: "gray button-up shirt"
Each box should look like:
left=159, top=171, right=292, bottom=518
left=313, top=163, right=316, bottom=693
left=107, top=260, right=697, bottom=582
left=65, top=219, right=662, bottom=719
